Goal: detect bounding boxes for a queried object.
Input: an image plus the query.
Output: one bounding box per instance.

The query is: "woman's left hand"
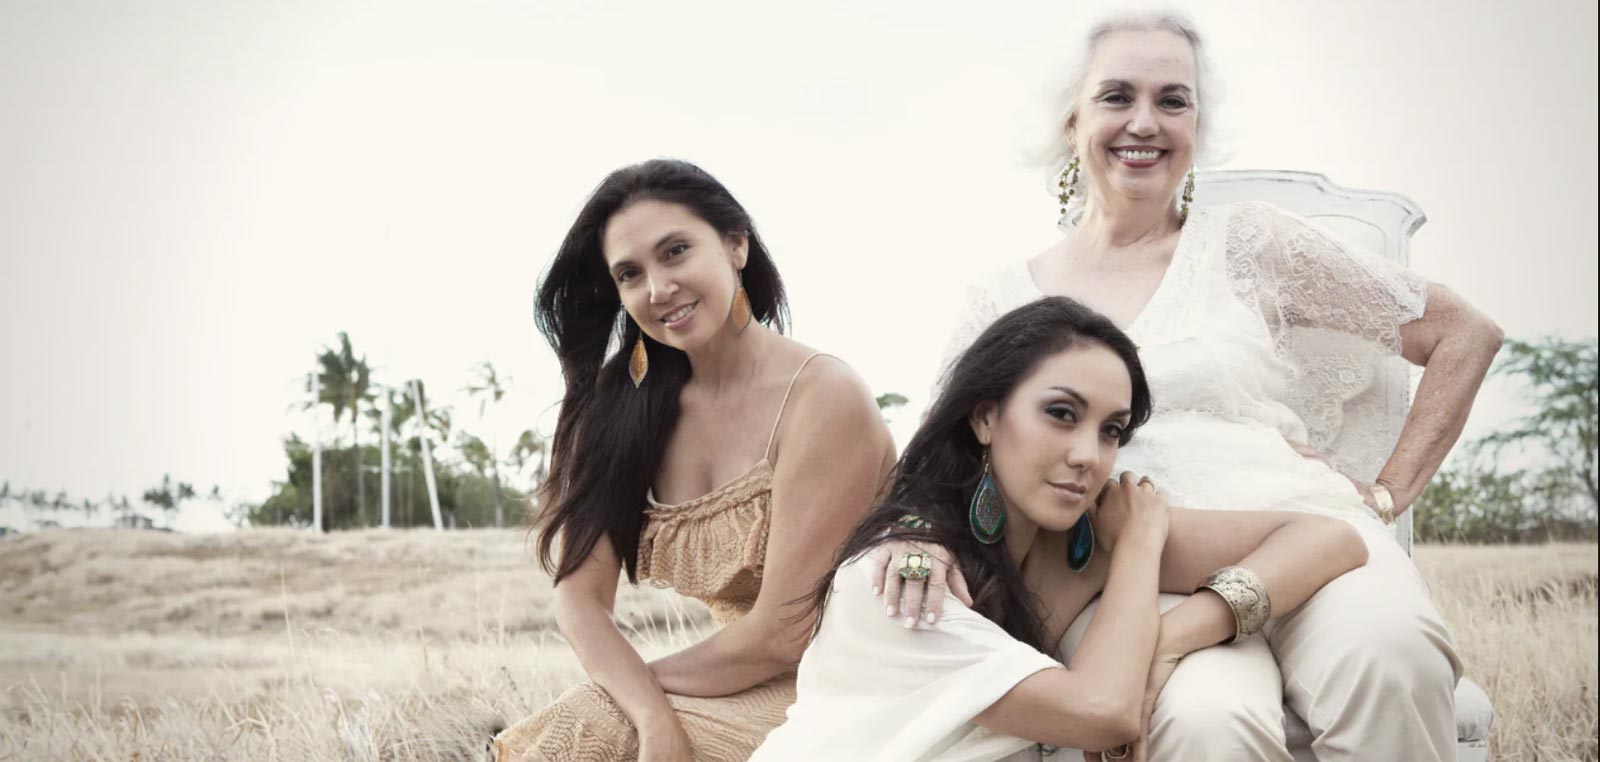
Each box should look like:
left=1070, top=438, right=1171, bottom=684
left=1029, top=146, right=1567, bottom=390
left=1285, top=438, right=1384, bottom=514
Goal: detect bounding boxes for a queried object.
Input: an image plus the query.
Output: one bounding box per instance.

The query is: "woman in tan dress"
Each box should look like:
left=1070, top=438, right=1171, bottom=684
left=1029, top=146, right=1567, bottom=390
left=494, top=159, right=895, bottom=761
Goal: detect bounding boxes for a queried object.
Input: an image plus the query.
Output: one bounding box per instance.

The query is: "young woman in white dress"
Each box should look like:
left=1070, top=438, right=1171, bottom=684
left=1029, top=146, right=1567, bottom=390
left=873, top=12, right=1503, bottom=762
left=750, top=297, right=1368, bottom=762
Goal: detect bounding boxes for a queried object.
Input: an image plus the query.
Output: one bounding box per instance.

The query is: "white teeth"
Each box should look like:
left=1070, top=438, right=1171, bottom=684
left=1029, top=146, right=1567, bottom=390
left=1114, top=149, right=1162, bottom=161
left=662, top=304, right=694, bottom=323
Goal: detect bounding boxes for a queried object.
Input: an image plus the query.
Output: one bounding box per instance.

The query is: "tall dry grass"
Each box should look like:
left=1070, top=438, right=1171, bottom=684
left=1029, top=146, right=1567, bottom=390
left=0, top=529, right=1593, bottom=761
left=1414, top=543, right=1598, bottom=761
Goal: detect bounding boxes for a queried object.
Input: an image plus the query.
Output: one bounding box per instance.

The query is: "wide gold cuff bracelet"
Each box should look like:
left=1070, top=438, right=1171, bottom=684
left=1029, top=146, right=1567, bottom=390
left=1197, top=565, right=1271, bottom=644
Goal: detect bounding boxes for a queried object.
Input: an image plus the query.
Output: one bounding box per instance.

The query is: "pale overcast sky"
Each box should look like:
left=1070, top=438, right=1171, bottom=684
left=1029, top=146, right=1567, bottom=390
left=2, top=0, right=1596, bottom=524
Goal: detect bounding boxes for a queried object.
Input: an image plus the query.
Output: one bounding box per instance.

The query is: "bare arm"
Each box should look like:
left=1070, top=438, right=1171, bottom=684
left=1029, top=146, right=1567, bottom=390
left=650, top=360, right=895, bottom=697
left=971, top=474, right=1167, bottom=751
left=553, top=534, right=691, bottom=757
left=1379, top=283, right=1505, bottom=513
left=1153, top=507, right=1369, bottom=656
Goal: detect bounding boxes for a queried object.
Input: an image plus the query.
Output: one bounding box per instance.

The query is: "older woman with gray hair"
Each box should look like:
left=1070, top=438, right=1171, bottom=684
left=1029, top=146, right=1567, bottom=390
left=872, top=10, right=1502, bottom=762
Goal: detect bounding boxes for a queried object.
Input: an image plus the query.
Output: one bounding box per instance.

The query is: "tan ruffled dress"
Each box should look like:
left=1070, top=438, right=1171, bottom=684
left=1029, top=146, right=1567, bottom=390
left=493, top=355, right=830, bottom=761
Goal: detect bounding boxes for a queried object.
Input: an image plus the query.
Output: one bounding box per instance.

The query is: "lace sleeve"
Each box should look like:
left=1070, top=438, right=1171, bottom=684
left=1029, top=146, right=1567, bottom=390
left=927, top=280, right=1003, bottom=407
left=1223, top=201, right=1430, bottom=467
left=1224, top=201, right=1428, bottom=352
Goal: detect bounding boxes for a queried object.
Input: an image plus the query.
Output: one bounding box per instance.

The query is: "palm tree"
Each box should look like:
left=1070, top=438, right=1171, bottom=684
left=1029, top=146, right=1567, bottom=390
left=366, top=386, right=407, bottom=528
left=408, top=379, right=445, bottom=530
left=142, top=474, right=195, bottom=525
left=464, top=360, right=511, bottom=527
left=508, top=428, right=548, bottom=522
left=370, top=385, right=421, bottom=527
left=308, top=332, right=374, bottom=527
left=510, top=429, right=549, bottom=487
left=458, top=432, right=495, bottom=495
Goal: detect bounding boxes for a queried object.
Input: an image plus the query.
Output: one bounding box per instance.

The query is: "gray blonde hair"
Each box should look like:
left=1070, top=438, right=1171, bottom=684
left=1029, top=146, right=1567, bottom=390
left=1043, top=10, right=1218, bottom=182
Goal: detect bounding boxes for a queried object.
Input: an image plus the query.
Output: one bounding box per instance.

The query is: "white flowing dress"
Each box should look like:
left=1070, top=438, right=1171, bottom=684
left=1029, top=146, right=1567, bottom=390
left=934, top=201, right=1429, bottom=517
left=750, top=556, right=1060, bottom=762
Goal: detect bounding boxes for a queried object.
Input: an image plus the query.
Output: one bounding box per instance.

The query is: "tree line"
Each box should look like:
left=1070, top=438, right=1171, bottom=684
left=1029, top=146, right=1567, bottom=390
left=262, top=332, right=548, bottom=530
left=2, top=336, right=1590, bottom=542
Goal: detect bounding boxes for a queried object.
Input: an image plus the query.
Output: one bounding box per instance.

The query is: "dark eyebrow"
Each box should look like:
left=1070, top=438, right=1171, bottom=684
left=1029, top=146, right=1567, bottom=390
left=608, top=230, right=690, bottom=275
left=1094, top=79, right=1193, bottom=97
left=1049, top=385, right=1132, bottom=420
left=652, top=230, right=688, bottom=253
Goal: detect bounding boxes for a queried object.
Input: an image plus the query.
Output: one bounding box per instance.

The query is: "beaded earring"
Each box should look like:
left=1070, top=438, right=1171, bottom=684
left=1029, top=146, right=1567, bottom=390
left=1179, top=166, right=1196, bottom=227
left=968, top=450, right=1005, bottom=544
left=1056, top=155, right=1081, bottom=221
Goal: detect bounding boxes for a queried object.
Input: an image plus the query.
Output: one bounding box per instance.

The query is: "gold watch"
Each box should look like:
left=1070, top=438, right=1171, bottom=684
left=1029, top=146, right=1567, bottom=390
left=1370, top=483, right=1397, bottom=526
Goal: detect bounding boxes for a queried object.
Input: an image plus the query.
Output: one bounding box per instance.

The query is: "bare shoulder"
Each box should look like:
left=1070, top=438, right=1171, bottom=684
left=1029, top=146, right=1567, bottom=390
left=768, top=343, right=888, bottom=458
left=786, top=351, right=878, bottom=422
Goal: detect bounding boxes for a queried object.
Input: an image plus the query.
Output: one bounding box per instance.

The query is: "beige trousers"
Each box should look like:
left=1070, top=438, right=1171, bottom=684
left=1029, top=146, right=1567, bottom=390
left=1053, top=505, right=1463, bottom=762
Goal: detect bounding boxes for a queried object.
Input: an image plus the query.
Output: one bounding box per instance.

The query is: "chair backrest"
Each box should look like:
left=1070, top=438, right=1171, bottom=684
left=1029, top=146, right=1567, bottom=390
left=1193, top=170, right=1425, bottom=554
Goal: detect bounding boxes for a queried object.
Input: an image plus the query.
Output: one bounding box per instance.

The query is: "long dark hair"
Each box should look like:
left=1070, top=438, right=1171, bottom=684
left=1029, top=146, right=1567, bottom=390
left=533, top=159, right=789, bottom=584
left=805, top=297, right=1152, bottom=650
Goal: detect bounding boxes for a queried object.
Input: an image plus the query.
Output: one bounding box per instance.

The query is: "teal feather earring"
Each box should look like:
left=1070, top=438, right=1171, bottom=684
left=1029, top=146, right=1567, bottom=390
left=968, top=450, right=1005, bottom=544
left=1066, top=513, right=1094, bottom=572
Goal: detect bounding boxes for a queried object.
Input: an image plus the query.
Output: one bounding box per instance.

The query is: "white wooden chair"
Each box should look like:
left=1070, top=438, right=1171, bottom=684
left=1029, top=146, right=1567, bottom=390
left=1195, top=169, right=1494, bottom=761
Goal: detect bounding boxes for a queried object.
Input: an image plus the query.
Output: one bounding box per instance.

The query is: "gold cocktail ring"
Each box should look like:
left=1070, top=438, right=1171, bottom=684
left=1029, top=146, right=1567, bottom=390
left=898, top=551, right=933, bottom=581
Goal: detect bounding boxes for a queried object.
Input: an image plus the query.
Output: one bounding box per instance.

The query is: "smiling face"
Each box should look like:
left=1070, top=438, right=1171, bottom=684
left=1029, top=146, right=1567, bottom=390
left=1068, top=28, right=1199, bottom=210
left=601, top=199, right=749, bottom=353
left=970, top=342, right=1134, bottom=534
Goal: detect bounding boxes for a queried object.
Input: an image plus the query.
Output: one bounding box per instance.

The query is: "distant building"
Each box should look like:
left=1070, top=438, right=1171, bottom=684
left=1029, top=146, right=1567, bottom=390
left=113, top=514, right=158, bottom=530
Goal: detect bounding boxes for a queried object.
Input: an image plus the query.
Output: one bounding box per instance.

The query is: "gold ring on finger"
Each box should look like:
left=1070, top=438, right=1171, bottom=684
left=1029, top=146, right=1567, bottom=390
left=898, top=551, right=933, bottom=581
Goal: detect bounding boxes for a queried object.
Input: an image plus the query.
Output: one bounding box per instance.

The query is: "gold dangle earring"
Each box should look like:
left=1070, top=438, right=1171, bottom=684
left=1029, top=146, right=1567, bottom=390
left=1057, top=155, right=1081, bottom=221
left=628, top=333, right=649, bottom=387
left=1179, top=166, right=1196, bottom=227
left=728, top=269, right=753, bottom=334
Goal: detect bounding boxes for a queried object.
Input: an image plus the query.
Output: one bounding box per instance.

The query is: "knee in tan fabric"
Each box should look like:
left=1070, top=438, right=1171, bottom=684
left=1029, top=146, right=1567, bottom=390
left=1309, top=610, right=1459, bottom=699
left=493, top=682, right=636, bottom=762
left=1151, top=687, right=1287, bottom=757
left=1147, top=641, right=1290, bottom=761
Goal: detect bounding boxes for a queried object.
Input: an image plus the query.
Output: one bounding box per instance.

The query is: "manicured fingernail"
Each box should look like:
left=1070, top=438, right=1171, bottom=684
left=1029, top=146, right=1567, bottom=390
left=925, top=612, right=937, bottom=624
left=886, top=605, right=896, bottom=617
left=871, top=586, right=880, bottom=596
left=903, top=616, right=916, bottom=628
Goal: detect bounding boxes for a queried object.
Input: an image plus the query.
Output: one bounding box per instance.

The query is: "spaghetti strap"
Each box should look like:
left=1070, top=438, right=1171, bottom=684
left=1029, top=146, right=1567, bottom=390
left=765, top=352, right=833, bottom=461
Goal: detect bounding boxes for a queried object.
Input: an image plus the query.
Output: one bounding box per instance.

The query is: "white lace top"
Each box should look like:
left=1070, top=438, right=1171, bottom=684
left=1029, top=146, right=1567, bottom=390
left=934, top=201, right=1429, bottom=514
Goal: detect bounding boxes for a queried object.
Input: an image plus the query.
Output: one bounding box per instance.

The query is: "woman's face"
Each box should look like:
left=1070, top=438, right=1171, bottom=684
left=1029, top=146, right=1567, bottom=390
left=602, top=199, right=748, bottom=353
left=971, top=343, right=1133, bottom=534
left=1069, top=28, right=1199, bottom=210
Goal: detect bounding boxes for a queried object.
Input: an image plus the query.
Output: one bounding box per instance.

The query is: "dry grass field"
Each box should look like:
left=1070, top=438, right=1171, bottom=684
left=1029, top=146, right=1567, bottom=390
left=0, top=529, right=1593, bottom=761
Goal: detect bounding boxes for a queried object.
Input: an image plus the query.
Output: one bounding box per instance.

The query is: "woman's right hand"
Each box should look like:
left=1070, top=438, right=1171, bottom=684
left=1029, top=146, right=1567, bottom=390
left=866, top=537, right=974, bottom=628
left=1092, top=471, right=1170, bottom=555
